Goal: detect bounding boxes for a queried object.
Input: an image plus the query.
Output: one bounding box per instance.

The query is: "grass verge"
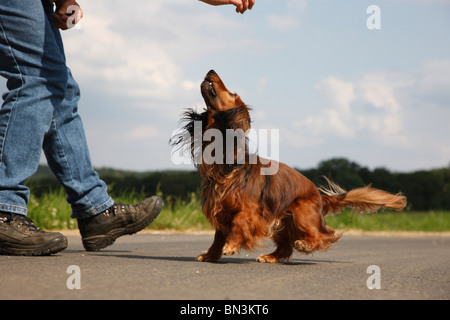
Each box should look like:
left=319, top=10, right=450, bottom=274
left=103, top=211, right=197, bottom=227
left=27, top=189, right=449, bottom=233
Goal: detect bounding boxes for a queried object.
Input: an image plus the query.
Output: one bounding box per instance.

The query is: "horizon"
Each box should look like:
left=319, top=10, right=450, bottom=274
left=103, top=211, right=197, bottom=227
left=33, top=156, right=450, bottom=175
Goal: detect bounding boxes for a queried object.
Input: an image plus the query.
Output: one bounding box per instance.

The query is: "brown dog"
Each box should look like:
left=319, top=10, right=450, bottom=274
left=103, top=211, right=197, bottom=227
left=171, top=70, right=406, bottom=263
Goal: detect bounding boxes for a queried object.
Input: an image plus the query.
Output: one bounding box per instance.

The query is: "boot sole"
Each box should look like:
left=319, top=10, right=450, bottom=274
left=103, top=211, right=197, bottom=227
left=82, top=197, right=164, bottom=251
left=0, top=236, right=68, bottom=256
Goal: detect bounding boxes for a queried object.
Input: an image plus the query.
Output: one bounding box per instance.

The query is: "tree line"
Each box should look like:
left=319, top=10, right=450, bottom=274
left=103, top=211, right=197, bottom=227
left=28, top=158, right=450, bottom=211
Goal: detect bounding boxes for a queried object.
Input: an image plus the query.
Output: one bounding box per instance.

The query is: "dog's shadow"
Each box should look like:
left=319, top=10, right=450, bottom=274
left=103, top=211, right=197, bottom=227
left=85, top=251, right=348, bottom=266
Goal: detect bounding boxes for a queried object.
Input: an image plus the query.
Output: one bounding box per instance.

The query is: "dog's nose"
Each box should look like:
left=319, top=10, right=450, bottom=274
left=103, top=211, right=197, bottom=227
left=207, top=70, right=217, bottom=76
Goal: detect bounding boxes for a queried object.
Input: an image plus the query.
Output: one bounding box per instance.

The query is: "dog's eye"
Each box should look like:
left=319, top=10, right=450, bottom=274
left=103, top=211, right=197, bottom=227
left=229, top=92, right=237, bottom=98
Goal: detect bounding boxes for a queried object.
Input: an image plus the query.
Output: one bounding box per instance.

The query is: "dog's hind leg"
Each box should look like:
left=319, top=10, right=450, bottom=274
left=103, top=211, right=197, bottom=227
left=290, top=199, right=341, bottom=253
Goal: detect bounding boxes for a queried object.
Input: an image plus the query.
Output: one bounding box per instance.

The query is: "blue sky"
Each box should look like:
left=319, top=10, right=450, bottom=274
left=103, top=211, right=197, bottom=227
left=1, top=0, right=450, bottom=172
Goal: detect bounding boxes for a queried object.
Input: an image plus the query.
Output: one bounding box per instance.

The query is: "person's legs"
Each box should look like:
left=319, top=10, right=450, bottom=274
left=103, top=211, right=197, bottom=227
left=0, top=0, right=73, bottom=255
left=0, top=0, right=63, bottom=215
left=0, top=1, right=163, bottom=255
left=0, top=0, right=113, bottom=218
left=43, top=68, right=114, bottom=219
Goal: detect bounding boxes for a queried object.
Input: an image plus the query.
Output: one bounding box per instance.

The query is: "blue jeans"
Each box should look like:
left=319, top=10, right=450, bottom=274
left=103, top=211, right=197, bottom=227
left=0, top=0, right=113, bottom=219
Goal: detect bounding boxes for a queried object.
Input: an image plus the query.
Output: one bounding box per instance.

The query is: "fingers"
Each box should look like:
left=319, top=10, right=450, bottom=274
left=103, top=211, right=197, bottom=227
left=52, top=14, right=69, bottom=30
left=248, top=0, right=255, bottom=11
left=52, top=2, right=83, bottom=30
left=230, top=0, right=254, bottom=14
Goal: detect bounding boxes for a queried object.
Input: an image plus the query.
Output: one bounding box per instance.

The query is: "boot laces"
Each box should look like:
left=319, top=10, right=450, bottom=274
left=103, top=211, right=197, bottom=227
left=102, top=203, right=136, bottom=217
left=2, top=213, right=41, bottom=232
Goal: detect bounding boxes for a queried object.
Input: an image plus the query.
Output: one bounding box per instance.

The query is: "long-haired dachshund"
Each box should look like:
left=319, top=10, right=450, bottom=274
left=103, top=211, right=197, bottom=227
left=171, top=70, right=407, bottom=263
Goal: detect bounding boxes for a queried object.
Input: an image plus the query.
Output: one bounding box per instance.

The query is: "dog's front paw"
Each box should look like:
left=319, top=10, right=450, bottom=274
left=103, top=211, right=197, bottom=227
left=256, top=254, right=278, bottom=263
left=294, top=240, right=313, bottom=253
left=222, top=243, right=240, bottom=256
left=197, top=253, right=220, bottom=262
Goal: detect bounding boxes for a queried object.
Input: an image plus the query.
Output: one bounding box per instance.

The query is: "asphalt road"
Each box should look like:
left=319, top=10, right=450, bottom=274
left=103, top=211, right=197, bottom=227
left=0, top=231, right=448, bottom=300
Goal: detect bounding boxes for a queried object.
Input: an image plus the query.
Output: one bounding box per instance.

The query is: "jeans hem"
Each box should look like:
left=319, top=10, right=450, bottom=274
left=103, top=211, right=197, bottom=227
left=0, top=203, right=28, bottom=215
left=71, top=197, right=114, bottom=220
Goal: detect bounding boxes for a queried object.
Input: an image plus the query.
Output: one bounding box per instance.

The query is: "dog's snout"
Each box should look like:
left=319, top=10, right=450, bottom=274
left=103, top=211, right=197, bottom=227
left=207, top=70, right=217, bottom=77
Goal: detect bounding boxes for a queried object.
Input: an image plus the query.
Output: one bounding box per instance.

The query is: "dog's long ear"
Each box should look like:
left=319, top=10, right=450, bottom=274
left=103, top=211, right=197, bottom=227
left=210, top=105, right=252, bottom=173
left=170, top=108, right=209, bottom=165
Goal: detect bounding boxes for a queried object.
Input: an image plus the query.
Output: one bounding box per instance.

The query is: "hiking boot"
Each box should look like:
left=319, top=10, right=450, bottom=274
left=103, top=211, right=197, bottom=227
left=0, top=212, right=68, bottom=256
left=77, top=196, right=163, bottom=251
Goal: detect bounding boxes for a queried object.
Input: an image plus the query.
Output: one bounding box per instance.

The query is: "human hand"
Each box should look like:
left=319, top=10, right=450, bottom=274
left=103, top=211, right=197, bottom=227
left=199, top=0, right=255, bottom=14
left=52, top=0, right=83, bottom=30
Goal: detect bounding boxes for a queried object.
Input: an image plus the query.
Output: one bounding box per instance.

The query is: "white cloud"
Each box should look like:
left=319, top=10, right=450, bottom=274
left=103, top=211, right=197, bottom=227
left=289, top=60, right=450, bottom=155
left=181, top=80, right=201, bottom=92
left=63, top=0, right=258, bottom=106
left=316, top=77, right=355, bottom=114
left=292, top=77, right=358, bottom=141
left=63, top=2, right=180, bottom=101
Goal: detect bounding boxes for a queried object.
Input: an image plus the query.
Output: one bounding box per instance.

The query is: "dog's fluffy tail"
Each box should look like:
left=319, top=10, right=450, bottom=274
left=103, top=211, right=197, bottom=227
left=319, top=177, right=407, bottom=216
